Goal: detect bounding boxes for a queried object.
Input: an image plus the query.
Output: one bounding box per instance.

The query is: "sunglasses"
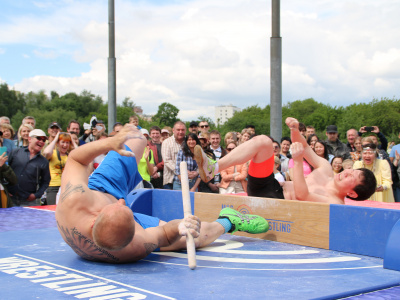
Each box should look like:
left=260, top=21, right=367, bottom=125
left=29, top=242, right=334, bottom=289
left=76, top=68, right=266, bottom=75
left=226, top=148, right=235, bottom=151
left=362, top=149, right=376, bottom=154
left=273, top=145, right=280, bottom=149
left=35, top=136, right=47, bottom=142
left=200, top=125, right=209, bottom=128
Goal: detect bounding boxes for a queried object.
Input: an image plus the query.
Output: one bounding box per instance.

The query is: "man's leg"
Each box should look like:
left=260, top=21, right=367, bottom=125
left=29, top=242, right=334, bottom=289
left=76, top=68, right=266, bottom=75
left=124, top=135, right=147, bottom=166
left=194, top=135, right=274, bottom=182
left=220, top=135, right=274, bottom=168
left=88, top=134, right=147, bottom=200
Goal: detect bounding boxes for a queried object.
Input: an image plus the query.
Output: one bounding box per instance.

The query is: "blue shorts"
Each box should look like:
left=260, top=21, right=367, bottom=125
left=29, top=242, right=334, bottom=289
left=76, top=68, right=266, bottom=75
left=88, top=145, right=160, bottom=229
left=134, top=212, right=161, bottom=229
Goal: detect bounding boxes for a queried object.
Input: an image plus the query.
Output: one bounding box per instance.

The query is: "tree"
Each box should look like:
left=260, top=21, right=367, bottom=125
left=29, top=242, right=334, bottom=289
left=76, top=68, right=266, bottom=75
left=0, top=83, right=25, bottom=117
left=221, top=105, right=269, bottom=136
left=152, top=102, right=180, bottom=127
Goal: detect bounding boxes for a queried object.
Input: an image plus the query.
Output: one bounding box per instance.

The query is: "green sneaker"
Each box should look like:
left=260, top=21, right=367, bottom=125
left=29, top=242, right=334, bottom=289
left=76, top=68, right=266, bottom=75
left=218, top=207, right=269, bottom=234
left=194, top=145, right=217, bottom=183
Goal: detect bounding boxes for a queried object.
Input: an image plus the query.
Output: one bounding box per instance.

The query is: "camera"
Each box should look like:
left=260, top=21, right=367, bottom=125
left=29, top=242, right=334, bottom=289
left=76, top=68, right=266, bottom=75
left=364, top=126, right=374, bottom=132
left=90, top=115, right=97, bottom=128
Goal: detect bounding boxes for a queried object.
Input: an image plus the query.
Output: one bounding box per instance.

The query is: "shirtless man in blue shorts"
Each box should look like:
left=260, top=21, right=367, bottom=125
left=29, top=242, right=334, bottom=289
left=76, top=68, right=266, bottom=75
left=55, top=125, right=268, bottom=263
left=194, top=117, right=376, bottom=204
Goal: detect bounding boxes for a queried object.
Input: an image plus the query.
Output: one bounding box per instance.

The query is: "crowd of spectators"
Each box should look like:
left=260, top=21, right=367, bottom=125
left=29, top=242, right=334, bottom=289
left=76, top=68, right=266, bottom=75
left=1, top=114, right=399, bottom=207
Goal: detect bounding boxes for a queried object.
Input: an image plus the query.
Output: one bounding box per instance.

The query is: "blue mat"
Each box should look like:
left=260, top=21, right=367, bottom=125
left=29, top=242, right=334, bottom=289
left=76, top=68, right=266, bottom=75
left=1, top=207, right=400, bottom=300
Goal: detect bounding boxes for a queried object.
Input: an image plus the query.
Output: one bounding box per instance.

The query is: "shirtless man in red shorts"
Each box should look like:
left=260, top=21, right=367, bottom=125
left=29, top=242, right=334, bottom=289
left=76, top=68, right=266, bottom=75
left=194, top=117, right=376, bottom=204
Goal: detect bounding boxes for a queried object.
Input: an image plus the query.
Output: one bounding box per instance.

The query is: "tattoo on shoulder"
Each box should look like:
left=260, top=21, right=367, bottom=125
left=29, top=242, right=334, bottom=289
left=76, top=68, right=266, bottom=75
left=144, top=243, right=158, bottom=255
left=60, top=182, right=85, bottom=203
left=57, top=221, right=119, bottom=263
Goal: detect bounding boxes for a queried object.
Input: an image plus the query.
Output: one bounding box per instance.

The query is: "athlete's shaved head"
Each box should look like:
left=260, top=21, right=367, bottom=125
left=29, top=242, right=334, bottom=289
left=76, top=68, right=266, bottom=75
left=93, top=203, right=135, bottom=251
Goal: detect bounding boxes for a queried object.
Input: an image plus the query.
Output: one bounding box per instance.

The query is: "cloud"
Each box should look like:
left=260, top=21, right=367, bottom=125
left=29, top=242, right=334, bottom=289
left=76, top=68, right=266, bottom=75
left=4, top=0, right=400, bottom=122
left=33, top=49, right=59, bottom=59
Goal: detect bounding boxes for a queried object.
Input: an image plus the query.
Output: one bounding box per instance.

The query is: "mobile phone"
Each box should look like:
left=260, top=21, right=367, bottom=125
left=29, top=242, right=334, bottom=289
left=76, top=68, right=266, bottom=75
left=364, top=126, right=374, bottom=132
left=0, top=146, right=7, bottom=156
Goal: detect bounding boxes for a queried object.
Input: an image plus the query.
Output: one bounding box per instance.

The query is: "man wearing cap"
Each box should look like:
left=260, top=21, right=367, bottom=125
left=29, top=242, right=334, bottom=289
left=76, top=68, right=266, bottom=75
left=47, top=121, right=62, bottom=143
left=8, top=129, right=51, bottom=206
left=198, top=132, right=210, bottom=150
left=160, top=128, right=171, bottom=143
left=189, top=121, right=198, bottom=134
left=325, top=125, right=351, bottom=160
left=140, top=128, right=150, bottom=140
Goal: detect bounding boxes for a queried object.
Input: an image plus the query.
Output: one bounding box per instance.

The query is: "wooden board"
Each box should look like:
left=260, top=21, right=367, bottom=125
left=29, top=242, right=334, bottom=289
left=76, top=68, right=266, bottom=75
left=194, top=193, right=330, bottom=249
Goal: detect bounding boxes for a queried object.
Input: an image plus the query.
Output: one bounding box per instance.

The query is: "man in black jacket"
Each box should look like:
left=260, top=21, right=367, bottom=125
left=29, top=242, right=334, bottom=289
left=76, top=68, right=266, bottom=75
left=8, top=129, right=50, bottom=206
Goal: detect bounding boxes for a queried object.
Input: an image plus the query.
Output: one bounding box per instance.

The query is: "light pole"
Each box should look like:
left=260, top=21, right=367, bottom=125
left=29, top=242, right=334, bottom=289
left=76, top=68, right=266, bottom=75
left=270, top=0, right=282, bottom=141
left=108, top=0, right=117, bottom=134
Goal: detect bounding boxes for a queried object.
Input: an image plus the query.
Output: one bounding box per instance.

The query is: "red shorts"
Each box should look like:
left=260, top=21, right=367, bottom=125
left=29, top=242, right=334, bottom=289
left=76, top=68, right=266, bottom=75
left=247, top=155, right=284, bottom=199
left=248, top=155, right=274, bottom=178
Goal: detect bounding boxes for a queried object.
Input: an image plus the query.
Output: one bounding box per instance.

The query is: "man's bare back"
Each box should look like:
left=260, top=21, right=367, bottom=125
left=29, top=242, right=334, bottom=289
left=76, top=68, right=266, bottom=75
left=55, top=125, right=201, bottom=263
left=56, top=185, right=141, bottom=263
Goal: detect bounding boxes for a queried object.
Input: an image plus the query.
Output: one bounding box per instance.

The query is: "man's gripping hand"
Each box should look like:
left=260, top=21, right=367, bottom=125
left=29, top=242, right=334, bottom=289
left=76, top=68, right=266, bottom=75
left=178, top=215, right=201, bottom=238
left=285, top=117, right=299, bottom=131
left=111, top=124, right=144, bottom=157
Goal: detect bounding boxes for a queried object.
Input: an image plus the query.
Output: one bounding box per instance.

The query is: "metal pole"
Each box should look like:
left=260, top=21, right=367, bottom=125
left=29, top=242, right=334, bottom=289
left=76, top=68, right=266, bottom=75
left=108, top=0, right=117, bottom=134
left=270, top=0, right=282, bottom=141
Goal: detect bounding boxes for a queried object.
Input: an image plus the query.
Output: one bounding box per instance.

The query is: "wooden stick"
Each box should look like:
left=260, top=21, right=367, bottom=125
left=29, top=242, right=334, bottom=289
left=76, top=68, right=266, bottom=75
left=180, top=161, right=197, bottom=270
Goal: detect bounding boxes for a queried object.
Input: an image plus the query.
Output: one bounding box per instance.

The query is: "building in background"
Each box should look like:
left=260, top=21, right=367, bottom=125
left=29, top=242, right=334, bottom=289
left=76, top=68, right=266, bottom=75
left=134, top=106, right=153, bottom=121
left=215, top=104, right=241, bottom=126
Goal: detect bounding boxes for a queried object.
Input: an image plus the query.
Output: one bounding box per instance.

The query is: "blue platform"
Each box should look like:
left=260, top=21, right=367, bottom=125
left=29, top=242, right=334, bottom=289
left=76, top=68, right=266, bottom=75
left=1, top=199, right=400, bottom=299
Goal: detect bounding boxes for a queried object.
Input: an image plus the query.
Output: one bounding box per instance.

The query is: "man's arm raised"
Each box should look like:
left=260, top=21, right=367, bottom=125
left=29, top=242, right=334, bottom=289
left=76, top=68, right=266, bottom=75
left=290, top=142, right=334, bottom=203
left=285, top=117, right=329, bottom=170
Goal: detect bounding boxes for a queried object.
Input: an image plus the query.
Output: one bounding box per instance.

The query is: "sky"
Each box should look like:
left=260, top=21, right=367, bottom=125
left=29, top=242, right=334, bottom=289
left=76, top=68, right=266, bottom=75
left=0, top=0, right=399, bottom=122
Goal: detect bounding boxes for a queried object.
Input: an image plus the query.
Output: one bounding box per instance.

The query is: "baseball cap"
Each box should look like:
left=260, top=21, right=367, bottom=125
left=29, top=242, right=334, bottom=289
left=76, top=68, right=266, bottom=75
left=48, top=122, right=62, bottom=129
left=198, top=132, right=209, bottom=140
left=189, top=121, right=198, bottom=127
left=161, top=129, right=169, bottom=134
left=326, top=125, right=338, bottom=133
left=140, top=128, right=149, bottom=136
left=29, top=129, right=47, bottom=138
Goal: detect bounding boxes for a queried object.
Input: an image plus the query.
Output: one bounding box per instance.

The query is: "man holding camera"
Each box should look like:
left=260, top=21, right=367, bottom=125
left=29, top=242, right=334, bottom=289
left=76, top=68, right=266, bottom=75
left=80, top=116, right=106, bottom=144
left=359, top=126, right=388, bottom=152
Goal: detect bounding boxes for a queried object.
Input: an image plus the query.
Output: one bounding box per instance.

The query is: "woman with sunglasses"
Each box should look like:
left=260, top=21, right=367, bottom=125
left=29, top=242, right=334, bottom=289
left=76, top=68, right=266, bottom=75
left=353, top=143, right=394, bottom=202
left=43, top=132, right=78, bottom=205
left=173, top=133, right=201, bottom=192
left=219, top=142, right=248, bottom=194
